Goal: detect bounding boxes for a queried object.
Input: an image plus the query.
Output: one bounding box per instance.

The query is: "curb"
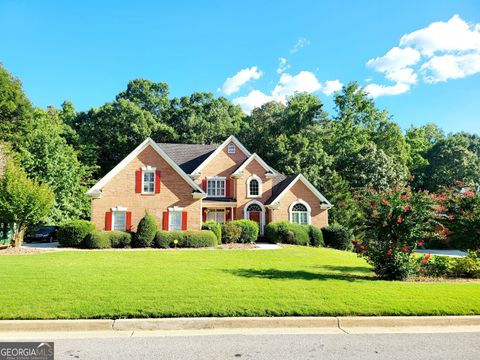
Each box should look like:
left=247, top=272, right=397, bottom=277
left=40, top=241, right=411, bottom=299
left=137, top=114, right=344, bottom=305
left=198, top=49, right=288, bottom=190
left=0, top=319, right=113, bottom=332
left=112, top=317, right=337, bottom=331
left=1, top=316, right=480, bottom=333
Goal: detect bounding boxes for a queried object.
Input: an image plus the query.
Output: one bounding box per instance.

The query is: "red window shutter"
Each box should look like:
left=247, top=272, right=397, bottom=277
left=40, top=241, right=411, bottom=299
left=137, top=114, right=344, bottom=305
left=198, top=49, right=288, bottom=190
left=135, top=169, right=142, bottom=193
left=202, top=208, right=207, bottom=222
left=182, top=212, right=188, bottom=230
left=105, top=211, right=113, bottom=231
left=202, top=178, right=207, bottom=192
left=125, top=211, right=132, bottom=231
left=162, top=211, right=169, bottom=231
left=226, top=179, right=231, bottom=198
left=155, top=170, right=161, bottom=193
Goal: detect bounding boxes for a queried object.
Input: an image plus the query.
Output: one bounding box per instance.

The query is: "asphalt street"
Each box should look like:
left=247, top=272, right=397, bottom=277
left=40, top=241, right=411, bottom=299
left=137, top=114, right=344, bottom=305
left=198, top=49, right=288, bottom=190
left=15, top=331, right=480, bottom=360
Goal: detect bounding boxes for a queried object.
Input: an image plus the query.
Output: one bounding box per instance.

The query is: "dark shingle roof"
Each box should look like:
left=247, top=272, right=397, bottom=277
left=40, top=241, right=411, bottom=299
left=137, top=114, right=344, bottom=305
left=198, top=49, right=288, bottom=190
left=265, top=175, right=297, bottom=205
left=157, top=141, right=299, bottom=204
left=157, top=143, right=218, bottom=174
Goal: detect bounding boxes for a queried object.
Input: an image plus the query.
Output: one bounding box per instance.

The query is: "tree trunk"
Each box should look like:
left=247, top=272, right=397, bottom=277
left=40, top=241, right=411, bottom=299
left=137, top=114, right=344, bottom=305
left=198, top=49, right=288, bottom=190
left=12, top=227, right=25, bottom=248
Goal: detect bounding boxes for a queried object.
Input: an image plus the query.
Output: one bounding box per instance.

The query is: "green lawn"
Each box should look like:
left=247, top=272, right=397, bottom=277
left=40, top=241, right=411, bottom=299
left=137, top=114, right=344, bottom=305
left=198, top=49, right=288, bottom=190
left=0, top=246, right=479, bottom=319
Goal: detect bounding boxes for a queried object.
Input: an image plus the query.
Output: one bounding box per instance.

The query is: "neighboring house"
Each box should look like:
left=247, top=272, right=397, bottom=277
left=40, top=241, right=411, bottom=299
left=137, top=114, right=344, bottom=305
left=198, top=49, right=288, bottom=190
left=86, top=136, right=332, bottom=235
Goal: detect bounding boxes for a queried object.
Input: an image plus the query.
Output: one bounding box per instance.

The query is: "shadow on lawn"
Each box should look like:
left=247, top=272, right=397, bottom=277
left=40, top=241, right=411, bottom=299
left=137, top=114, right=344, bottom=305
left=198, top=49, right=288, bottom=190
left=225, top=268, right=374, bottom=282
left=313, top=265, right=374, bottom=274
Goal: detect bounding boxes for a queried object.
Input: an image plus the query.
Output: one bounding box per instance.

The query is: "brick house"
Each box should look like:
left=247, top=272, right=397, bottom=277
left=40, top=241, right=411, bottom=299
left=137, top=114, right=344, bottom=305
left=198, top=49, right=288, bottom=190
left=86, top=136, right=332, bottom=235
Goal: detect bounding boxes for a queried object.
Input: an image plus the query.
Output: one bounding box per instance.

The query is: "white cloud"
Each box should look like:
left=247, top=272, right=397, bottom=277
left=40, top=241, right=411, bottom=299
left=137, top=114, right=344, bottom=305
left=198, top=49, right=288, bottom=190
left=365, top=14, right=480, bottom=97
left=321, top=80, right=343, bottom=96
left=367, top=47, right=421, bottom=72
left=400, top=14, right=480, bottom=56
left=364, top=83, right=411, bottom=98
left=220, top=66, right=262, bottom=95
left=272, top=71, right=321, bottom=103
left=232, top=90, right=272, bottom=114
left=385, top=67, right=417, bottom=84
left=421, top=53, right=480, bottom=82
left=277, top=57, right=290, bottom=74
left=290, top=37, right=310, bottom=53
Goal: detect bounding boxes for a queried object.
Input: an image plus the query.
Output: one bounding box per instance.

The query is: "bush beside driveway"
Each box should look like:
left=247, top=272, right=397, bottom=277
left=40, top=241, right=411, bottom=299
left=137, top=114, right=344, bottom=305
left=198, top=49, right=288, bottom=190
left=0, top=246, right=479, bottom=320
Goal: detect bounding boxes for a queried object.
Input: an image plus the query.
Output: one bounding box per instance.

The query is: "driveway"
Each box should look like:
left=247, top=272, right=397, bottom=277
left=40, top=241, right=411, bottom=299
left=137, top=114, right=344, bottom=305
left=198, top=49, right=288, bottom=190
left=23, top=241, right=60, bottom=249
left=415, top=249, right=468, bottom=258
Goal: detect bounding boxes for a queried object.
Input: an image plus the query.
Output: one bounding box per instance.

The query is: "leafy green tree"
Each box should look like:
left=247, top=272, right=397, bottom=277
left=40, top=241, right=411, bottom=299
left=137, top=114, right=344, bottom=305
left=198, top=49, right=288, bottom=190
left=422, top=136, right=480, bottom=191
left=17, top=109, right=92, bottom=223
left=342, top=144, right=406, bottom=190
left=168, top=92, right=246, bottom=144
left=0, top=65, right=34, bottom=143
left=0, top=160, right=54, bottom=247
left=74, top=99, right=175, bottom=176
left=116, top=79, right=170, bottom=118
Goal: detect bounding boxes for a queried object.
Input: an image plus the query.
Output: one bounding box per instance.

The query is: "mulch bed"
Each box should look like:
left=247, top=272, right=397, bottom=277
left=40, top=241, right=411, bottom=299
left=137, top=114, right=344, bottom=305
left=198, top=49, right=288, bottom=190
left=0, top=247, right=55, bottom=256
left=407, top=277, right=480, bottom=283
left=218, top=243, right=258, bottom=250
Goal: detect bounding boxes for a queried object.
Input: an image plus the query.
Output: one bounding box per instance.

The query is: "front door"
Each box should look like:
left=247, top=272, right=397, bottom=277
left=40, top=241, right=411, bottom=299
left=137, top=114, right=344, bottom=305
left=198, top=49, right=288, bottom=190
left=248, top=211, right=260, bottom=225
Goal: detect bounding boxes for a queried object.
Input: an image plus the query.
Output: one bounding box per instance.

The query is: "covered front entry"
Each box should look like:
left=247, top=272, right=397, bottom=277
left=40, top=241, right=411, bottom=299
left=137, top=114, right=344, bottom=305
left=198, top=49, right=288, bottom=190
left=244, top=200, right=266, bottom=235
left=202, top=206, right=235, bottom=224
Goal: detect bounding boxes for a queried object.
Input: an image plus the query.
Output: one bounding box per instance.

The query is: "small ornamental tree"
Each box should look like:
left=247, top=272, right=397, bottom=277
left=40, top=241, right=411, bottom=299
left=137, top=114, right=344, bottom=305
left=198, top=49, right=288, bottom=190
left=0, top=161, right=54, bottom=247
left=435, top=183, right=480, bottom=251
left=132, top=212, right=157, bottom=247
left=356, top=185, right=440, bottom=280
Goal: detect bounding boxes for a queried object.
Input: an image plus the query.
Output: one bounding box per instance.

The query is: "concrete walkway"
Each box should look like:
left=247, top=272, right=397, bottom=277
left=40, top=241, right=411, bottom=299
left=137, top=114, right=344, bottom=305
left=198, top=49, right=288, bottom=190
left=254, top=243, right=281, bottom=250
left=415, top=249, right=468, bottom=258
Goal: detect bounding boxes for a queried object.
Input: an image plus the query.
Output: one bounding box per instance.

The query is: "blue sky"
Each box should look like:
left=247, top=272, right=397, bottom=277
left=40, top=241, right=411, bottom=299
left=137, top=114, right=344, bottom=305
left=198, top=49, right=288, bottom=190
left=1, top=0, right=479, bottom=133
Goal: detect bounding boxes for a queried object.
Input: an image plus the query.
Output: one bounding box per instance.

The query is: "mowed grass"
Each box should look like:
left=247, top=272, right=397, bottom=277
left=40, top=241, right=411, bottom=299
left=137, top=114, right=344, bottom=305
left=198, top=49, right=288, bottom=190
left=1, top=246, right=479, bottom=319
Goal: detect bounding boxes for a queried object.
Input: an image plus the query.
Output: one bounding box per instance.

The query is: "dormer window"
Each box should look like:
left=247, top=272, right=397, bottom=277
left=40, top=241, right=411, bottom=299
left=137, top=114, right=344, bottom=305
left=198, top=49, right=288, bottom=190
left=227, top=143, right=236, bottom=154
left=247, top=175, right=262, bottom=198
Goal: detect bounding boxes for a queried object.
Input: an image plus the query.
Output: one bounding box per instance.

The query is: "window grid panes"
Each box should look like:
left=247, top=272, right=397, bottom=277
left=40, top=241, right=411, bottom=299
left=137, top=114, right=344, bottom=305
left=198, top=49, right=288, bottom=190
left=227, top=144, right=236, bottom=153
left=113, top=211, right=126, bottom=231
left=207, top=179, right=225, bottom=197
left=291, top=203, right=309, bottom=225
left=169, top=211, right=182, bottom=231
left=143, top=171, right=155, bottom=193
left=249, top=179, right=259, bottom=196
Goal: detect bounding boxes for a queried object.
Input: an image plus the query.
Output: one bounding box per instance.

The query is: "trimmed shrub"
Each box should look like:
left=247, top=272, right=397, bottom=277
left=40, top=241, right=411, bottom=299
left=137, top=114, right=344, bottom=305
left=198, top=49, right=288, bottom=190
left=109, top=231, right=132, bottom=248
left=82, top=230, right=111, bottom=249
left=322, top=224, right=352, bottom=251
left=154, top=230, right=217, bottom=248
left=57, top=220, right=95, bottom=248
left=132, top=213, right=157, bottom=248
left=180, top=230, right=217, bottom=248
left=153, top=231, right=183, bottom=249
left=202, top=220, right=222, bottom=243
left=231, top=219, right=259, bottom=243
left=221, top=222, right=242, bottom=243
left=265, top=221, right=309, bottom=246
left=309, top=226, right=324, bottom=247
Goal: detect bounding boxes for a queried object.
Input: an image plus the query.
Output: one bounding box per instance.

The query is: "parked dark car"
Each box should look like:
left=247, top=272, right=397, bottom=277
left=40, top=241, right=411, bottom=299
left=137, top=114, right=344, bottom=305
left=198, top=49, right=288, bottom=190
left=25, top=226, right=59, bottom=243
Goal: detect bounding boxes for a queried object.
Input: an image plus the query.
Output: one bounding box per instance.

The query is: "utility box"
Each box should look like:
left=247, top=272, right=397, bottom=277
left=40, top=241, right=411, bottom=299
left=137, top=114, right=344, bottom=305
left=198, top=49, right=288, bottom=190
left=0, top=222, right=14, bottom=246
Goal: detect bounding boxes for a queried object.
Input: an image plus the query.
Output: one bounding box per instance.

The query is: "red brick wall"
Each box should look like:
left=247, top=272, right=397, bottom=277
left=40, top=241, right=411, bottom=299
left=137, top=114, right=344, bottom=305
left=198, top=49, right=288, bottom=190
left=91, top=145, right=202, bottom=231
left=270, top=180, right=329, bottom=228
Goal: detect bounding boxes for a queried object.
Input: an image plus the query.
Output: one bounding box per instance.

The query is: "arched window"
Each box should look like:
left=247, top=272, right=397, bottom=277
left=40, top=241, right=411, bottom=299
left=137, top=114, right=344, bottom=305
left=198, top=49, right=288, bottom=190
left=289, top=201, right=311, bottom=225
left=247, top=175, right=262, bottom=198
left=246, top=203, right=262, bottom=212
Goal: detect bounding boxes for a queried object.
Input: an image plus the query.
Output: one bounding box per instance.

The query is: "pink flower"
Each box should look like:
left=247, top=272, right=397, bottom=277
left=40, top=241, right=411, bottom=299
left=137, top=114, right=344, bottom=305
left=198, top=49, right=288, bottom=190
left=381, top=199, right=389, bottom=206
left=402, top=245, right=408, bottom=252
left=397, top=216, right=404, bottom=224
left=387, top=213, right=393, bottom=219
left=400, top=193, right=410, bottom=200
left=386, top=249, right=392, bottom=256
left=417, top=240, right=424, bottom=246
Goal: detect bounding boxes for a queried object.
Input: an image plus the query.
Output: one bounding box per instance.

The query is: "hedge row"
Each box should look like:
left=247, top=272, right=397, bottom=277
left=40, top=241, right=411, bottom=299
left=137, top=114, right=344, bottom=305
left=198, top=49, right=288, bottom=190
left=57, top=217, right=217, bottom=249
left=154, top=230, right=217, bottom=248
left=264, top=221, right=352, bottom=249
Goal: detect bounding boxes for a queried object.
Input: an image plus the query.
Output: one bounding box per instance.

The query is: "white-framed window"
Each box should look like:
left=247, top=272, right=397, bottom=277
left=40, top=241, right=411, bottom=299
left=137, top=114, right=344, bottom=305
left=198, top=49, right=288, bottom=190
left=206, top=209, right=226, bottom=224
left=227, top=143, right=236, bottom=154
left=113, top=211, right=127, bottom=231
left=169, top=211, right=182, bottom=231
left=289, top=200, right=311, bottom=225
left=247, top=175, right=262, bottom=198
left=207, top=177, right=226, bottom=197
left=142, top=170, right=155, bottom=194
